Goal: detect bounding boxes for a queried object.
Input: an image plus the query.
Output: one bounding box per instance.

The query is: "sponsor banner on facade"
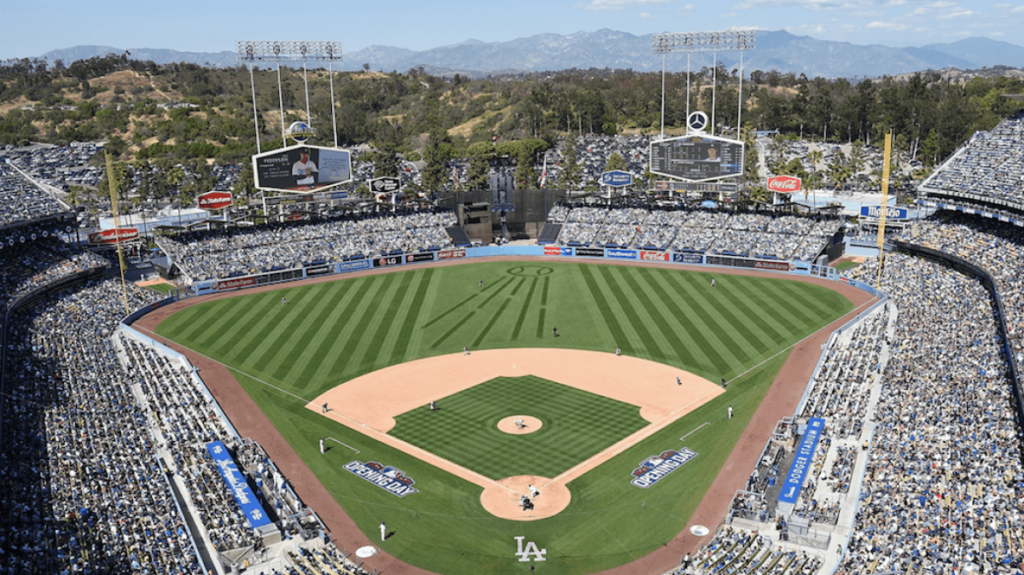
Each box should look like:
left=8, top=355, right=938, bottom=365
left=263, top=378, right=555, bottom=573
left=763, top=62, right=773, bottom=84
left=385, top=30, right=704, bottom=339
left=205, top=441, right=271, bottom=528
left=753, top=260, right=793, bottom=272
left=343, top=460, right=419, bottom=498
left=778, top=418, right=825, bottom=505
left=791, top=261, right=810, bottom=271
left=374, top=255, right=403, bottom=268
left=198, top=191, right=233, bottom=210
left=600, top=170, right=633, bottom=187
left=706, top=255, right=756, bottom=269
left=337, top=260, right=371, bottom=274
left=630, top=448, right=699, bottom=489
left=405, top=252, right=435, bottom=264
left=305, top=265, right=331, bottom=276
left=543, top=245, right=562, bottom=256
left=575, top=247, right=605, bottom=257
left=860, top=205, right=909, bottom=220
left=438, top=248, right=467, bottom=260
left=767, top=175, right=802, bottom=194
left=640, top=250, right=669, bottom=262
left=211, top=277, right=256, bottom=291
left=672, top=253, right=704, bottom=265
left=88, top=228, right=139, bottom=245
left=605, top=248, right=638, bottom=260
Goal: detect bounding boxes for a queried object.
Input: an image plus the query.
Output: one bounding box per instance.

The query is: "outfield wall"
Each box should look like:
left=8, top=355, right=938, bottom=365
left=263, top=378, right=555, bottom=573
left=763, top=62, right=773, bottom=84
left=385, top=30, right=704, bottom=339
left=189, top=245, right=881, bottom=297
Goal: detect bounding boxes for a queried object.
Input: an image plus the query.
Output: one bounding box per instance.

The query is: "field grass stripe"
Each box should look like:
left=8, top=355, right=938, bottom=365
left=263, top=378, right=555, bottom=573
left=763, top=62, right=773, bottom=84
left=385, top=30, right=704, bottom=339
left=612, top=266, right=695, bottom=365
left=175, top=296, right=250, bottom=344
left=536, top=307, right=546, bottom=338
left=318, top=276, right=392, bottom=378
left=391, top=268, right=435, bottom=360
left=765, top=280, right=834, bottom=323
left=720, top=279, right=790, bottom=343
left=578, top=265, right=629, bottom=348
left=196, top=292, right=279, bottom=355
left=256, top=283, right=334, bottom=376
left=219, top=290, right=307, bottom=359
left=752, top=279, right=823, bottom=331
left=431, top=311, right=477, bottom=349
left=511, top=278, right=539, bottom=340
left=668, top=272, right=771, bottom=357
left=597, top=265, right=666, bottom=359
left=472, top=298, right=512, bottom=348
left=509, top=277, right=526, bottom=296
left=541, top=276, right=550, bottom=306
left=292, top=280, right=373, bottom=385
left=635, top=268, right=733, bottom=371
left=352, top=270, right=417, bottom=373
left=421, top=291, right=479, bottom=328
left=475, top=277, right=513, bottom=308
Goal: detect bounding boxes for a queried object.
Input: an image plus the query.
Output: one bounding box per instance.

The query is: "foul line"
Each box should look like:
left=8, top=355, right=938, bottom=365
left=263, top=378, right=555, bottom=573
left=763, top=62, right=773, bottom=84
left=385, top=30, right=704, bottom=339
left=680, top=422, right=711, bottom=442
left=328, top=437, right=359, bottom=454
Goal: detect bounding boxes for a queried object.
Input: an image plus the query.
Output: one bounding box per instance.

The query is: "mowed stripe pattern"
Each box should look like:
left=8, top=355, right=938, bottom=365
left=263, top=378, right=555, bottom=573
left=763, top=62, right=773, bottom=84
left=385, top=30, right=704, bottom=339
left=389, top=376, right=648, bottom=479
left=156, top=262, right=850, bottom=398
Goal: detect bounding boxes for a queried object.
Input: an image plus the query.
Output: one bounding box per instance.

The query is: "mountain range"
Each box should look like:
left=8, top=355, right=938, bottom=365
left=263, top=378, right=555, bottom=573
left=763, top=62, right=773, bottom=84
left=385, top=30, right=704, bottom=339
left=40, top=30, right=1024, bottom=79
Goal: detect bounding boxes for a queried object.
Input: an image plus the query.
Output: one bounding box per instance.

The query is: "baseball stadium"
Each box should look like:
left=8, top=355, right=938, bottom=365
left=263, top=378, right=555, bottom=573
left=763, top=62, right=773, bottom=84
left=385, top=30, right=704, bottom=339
left=3, top=37, right=1024, bottom=575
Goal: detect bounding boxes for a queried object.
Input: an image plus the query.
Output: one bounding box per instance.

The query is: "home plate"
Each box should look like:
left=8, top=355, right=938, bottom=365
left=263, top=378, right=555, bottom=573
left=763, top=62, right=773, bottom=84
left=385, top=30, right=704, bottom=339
left=690, top=525, right=710, bottom=536
left=356, top=546, right=378, bottom=558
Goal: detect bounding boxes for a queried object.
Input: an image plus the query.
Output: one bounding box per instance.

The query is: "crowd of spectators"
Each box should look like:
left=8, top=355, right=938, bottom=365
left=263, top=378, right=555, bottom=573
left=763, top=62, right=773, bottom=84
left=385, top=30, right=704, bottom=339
left=156, top=210, right=457, bottom=282
left=0, top=164, right=67, bottom=228
left=921, top=111, right=1024, bottom=208
left=837, top=253, right=1024, bottom=573
left=549, top=205, right=840, bottom=261
left=0, top=229, right=110, bottom=309
left=2, top=143, right=103, bottom=193
left=672, top=528, right=823, bottom=575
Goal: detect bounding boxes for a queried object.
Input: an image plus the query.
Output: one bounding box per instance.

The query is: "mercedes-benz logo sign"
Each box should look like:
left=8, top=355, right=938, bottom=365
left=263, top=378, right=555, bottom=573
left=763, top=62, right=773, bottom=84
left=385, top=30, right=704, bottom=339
left=688, top=112, right=709, bottom=132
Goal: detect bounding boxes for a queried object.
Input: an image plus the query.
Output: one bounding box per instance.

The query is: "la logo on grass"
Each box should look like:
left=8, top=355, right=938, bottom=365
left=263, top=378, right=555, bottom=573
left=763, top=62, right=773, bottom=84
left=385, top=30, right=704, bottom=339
left=514, top=536, right=547, bottom=562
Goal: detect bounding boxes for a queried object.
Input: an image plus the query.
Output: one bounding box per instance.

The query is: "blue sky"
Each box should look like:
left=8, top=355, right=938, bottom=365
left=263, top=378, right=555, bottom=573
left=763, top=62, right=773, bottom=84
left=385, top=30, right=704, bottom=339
left=1, top=0, right=1022, bottom=60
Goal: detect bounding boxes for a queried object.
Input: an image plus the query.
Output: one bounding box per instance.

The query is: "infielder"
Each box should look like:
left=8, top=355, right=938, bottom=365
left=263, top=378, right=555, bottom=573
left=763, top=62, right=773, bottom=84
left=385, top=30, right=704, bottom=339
left=514, top=418, right=525, bottom=430
left=379, top=521, right=386, bottom=542
left=728, top=405, right=733, bottom=420
left=319, top=438, right=325, bottom=454
left=529, top=484, right=540, bottom=499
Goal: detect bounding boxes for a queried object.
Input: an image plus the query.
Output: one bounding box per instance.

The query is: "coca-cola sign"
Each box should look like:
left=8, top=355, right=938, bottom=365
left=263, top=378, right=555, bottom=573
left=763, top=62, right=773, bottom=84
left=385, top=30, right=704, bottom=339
left=88, top=228, right=139, bottom=245
left=767, top=176, right=802, bottom=194
left=198, top=191, right=233, bottom=210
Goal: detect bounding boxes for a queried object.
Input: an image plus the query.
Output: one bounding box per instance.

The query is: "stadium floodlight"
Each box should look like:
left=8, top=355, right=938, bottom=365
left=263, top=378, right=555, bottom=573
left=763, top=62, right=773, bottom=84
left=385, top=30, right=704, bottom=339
left=651, top=30, right=756, bottom=140
left=236, top=41, right=344, bottom=150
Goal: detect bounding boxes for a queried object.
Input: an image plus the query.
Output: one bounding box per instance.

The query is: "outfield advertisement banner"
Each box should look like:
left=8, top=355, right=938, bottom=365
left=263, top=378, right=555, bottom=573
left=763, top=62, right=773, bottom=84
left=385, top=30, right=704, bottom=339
left=630, top=448, right=699, bottom=488
left=543, top=245, right=562, bottom=256
left=438, top=248, right=467, bottom=260
left=405, top=252, right=435, bottom=264
left=641, top=251, right=669, bottom=262
left=343, top=461, right=419, bottom=498
left=605, top=249, right=638, bottom=260
left=754, top=261, right=794, bottom=272
left=575, top=247, right=605, bottom=257
left=205, top=441, right=272, bottom=528
left=374, top=255, right=403, bottom=267
left=706, top=255, right=756, bottom=269
left=337, top=260, right=371, bottom=273
left=672, top=253, right=704, bottom=265
left=304, top=265, right=331, bottom=276
left=778, top=418, right=825, bottom=505
left=211, top=277, right=256, bottom=291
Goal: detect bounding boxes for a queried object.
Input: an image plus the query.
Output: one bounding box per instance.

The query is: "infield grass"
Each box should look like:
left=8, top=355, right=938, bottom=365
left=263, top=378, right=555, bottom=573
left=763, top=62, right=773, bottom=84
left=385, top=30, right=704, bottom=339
left=157, top=261, right=854, bottom=574
left=390, top=375, right=648, bottom=479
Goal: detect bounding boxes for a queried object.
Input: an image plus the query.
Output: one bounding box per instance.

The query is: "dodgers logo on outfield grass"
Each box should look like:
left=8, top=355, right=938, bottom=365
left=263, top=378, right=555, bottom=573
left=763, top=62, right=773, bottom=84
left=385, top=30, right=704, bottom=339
left=630, top=448, right=698, bottom=488
left=344, top=461, right=419, bottom=497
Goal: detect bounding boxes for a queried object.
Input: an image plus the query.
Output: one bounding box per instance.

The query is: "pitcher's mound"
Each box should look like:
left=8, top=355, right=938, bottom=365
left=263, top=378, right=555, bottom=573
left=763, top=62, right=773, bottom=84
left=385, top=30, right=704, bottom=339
left=497, top=415, right=542, bottom=435
left=480, top=475, right=571, bottom=520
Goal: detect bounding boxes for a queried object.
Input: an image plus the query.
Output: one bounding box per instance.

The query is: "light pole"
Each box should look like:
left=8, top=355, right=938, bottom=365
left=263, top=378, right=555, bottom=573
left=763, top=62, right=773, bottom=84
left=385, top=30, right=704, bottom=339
left=651, top=30, right=756, bottom=137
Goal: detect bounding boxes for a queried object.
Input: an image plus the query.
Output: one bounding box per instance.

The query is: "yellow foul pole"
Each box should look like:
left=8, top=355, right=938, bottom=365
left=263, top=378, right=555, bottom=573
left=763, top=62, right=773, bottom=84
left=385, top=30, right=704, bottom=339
left=105, top=152, right=131, bottom=318
left=875, top=132, right=892, bottom=292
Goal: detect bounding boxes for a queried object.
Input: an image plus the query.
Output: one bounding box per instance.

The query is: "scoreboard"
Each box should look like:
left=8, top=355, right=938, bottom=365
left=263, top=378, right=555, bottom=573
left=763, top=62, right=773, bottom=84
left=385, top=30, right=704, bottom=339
left=650, top=135, right=744, bottom=183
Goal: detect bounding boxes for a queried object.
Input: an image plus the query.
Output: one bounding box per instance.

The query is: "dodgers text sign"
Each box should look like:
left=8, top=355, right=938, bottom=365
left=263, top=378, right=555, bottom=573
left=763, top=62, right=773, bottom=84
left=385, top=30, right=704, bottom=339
left=778, top=418, right=825, bottom=505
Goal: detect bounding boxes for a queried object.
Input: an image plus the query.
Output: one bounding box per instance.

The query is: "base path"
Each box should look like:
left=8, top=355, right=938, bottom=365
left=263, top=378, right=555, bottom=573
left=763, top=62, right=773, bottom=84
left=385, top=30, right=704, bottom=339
left=307, top=348, right=723, bottom=521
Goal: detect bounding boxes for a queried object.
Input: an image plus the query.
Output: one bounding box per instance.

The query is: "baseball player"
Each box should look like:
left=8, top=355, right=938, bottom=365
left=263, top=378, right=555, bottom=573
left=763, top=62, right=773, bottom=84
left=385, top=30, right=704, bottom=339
left=514, top=418, right=525, bottom=430
left=728, top=405, right=733, bottom=420
left=529, top=484, right=540, bottom=499
left=616, top=347, right=621, bottom=356
left=430, top=401, right=437, bottom=411
left=711, top=278, right=716, bottom=287
left=479, top=279, right=484, bottom=287
left=552, top=327, right=559, bottom=338
left=319, top=438, right=325, bottom=454
left=281, top=297, right=288, bottom=305
left=322, top=402, right=328, bottom=413
left=463, top=346, right=470, bottom=355
left=677, top=376, right=682, bottom=386
left=380, top=521, right=386, bottom=542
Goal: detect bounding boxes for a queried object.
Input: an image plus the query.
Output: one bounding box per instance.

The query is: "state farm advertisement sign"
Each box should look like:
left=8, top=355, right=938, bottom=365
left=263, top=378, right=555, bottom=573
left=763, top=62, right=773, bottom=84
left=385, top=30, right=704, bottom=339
left=767, top=176, right=802, bottom=194
left=640, top=251, right=669, bottom=262
left=89, top=228, right=139, bottom=245
left=754, top=260, right=795, bottom=271
left=198, top=191, right=233, bottom=210
left=211, top=277, right=255, bottom=291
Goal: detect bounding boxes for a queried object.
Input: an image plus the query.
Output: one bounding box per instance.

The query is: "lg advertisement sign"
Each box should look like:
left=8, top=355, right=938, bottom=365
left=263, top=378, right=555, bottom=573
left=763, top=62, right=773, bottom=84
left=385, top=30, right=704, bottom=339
left=253, top=144, right=352, bottom=194
left=767, top=176, right=802, bottom=194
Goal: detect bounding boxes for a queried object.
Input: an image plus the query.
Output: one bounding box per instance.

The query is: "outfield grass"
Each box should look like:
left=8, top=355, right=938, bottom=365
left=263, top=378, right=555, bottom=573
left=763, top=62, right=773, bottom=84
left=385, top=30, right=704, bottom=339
left=157, top=261, right=852, bottom=574
left=390, top=375, right=648, bottom=479
left=143, top=282, right=176, bottom=294
left=833, top=260, right=861, bottom=271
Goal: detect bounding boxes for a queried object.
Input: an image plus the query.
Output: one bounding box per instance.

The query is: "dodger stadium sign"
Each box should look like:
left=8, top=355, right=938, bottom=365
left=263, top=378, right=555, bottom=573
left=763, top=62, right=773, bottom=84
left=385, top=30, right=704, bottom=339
left=630, top=448, right=698, bottom=488
left=344, top=461, right=419, bottom=497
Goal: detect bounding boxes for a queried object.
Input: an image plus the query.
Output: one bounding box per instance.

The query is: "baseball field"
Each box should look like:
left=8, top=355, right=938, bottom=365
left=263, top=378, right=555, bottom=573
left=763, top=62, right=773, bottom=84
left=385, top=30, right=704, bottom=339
left=153, top=260, right=853, bottom=574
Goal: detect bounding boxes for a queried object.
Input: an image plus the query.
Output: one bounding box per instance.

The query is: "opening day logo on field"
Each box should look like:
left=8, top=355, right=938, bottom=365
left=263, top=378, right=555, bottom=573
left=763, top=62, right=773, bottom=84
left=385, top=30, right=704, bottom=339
left=344, top=461, right=419, bottom=497
left=630, top=448, right=699, bottom=488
